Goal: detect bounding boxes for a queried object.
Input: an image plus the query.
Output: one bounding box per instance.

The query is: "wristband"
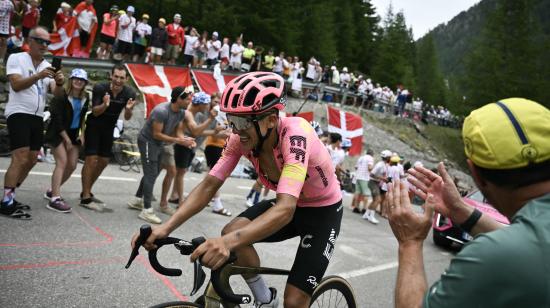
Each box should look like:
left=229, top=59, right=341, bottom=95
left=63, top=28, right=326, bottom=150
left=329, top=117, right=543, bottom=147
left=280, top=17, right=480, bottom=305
left=459, top=208, right=482, bottom=233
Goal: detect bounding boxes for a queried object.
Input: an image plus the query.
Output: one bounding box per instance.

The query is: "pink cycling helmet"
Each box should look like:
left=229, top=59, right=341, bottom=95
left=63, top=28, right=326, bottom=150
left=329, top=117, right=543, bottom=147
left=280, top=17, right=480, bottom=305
left=221, top=72, right=286, bottom=115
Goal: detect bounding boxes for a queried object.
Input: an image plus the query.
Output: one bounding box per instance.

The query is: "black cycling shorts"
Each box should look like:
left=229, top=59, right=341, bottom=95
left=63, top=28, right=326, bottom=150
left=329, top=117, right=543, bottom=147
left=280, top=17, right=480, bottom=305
left=84, top=124, right=114, bottom=157
left=238, top=198, right=343, bottom=295
left=7, top=113, right=43, bottom=151
left=116, top=40, right=132, bottom=55
left=204, top=145, right=223, bottom=169
left=174, top=144, right=195, bottom=169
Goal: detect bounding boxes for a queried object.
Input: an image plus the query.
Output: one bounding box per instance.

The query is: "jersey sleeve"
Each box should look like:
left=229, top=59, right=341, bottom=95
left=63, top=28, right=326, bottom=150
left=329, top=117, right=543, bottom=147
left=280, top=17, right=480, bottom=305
left=6, top=54, right=23, bottom=76
left=277, top=120, right=312, bottom=198
left=208, top=134, right=242, bottom=181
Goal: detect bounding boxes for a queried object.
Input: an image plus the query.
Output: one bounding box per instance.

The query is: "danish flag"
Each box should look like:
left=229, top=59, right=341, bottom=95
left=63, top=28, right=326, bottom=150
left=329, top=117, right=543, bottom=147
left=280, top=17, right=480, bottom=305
left=327, top=106, right=363, bottom=156
left=126, top=64, right=194, bottom=117
left=191, top=69, right=238, bottom=95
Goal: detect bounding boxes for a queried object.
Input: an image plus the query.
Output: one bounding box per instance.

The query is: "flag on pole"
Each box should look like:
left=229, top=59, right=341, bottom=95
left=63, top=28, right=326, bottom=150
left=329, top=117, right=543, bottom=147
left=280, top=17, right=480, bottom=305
left=48, top=17, right=79, bottom=56
left=126, top=64, right=193, bottom=117
left=191, top=70, right=238, bottom=95
left=327, top=106, right=363, bottom=156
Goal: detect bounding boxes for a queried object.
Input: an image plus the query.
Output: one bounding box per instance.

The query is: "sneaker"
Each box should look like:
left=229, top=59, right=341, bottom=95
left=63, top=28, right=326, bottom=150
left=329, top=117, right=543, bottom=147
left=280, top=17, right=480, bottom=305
left=46, top=198, right=71, bottom=213
left=253, top=287, right=279, bottom=308
left=138, top=208, right=162, bottom=224
left=159, top=206, right=176, bottom=216
left=79, top=198, right=104, bottom=212
left=364, top=212, right=379, bottom=225
left=90, top=195, right=105, bottom=206
left=44, top=190, right=52, bottom=201
left=246, top=197, right=254, bottom=207
left=127, top=197, right=144, bottom=210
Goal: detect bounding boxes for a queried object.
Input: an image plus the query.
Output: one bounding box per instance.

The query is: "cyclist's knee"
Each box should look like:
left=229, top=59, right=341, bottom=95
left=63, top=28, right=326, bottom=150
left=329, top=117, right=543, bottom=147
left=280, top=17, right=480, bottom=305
left=283, top=288, right=310, bottom=308
left=221, top=217, right=249, bottom=236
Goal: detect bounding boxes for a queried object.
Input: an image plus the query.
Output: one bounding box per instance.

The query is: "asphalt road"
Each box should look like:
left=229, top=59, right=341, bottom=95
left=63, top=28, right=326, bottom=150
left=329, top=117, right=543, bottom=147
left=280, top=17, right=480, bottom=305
left=0, top=157, right=455, bottom=307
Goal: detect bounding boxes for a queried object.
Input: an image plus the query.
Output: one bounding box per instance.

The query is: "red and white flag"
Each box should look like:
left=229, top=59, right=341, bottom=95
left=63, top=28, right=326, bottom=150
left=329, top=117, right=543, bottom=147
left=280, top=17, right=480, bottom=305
left=191, top=70, right=238, bottom=95
left=327, top=106, right=363, bottom=156
left=48, top=17, right=79, bottom=56
left=126, top=64, right=193, bottom=117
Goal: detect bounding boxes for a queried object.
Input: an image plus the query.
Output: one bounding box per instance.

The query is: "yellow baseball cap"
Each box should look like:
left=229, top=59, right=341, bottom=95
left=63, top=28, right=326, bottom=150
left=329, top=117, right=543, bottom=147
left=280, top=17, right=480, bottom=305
left=462, top=98, right=550, bottom=170
left=390, top=155, right=401, bottom=163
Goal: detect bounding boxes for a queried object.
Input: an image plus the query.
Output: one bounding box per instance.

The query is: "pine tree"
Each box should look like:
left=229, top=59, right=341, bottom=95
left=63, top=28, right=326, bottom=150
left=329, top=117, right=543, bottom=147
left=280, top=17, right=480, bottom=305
left=464, top=0, right=541, bottom=108
left=414, top=33, right=447, bottom=107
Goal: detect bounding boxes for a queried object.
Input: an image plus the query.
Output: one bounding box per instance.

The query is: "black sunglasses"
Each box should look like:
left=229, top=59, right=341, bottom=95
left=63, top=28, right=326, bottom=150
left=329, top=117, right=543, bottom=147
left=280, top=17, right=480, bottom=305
left=30, top=36, right=51, bottom=46
left=179, top=91, right=193, bottom=99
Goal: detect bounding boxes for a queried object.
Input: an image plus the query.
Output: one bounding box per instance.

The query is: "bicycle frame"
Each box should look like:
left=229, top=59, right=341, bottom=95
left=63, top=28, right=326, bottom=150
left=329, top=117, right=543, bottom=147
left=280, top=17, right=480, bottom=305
left=200, top=264, right=290, bottom=308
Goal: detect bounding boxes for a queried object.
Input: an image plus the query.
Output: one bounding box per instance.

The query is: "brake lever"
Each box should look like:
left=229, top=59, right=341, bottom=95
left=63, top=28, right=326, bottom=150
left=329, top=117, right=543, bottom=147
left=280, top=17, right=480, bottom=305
left=125, top=224, right=152, bottom=269
left=190, top=237, right=206, bottom=296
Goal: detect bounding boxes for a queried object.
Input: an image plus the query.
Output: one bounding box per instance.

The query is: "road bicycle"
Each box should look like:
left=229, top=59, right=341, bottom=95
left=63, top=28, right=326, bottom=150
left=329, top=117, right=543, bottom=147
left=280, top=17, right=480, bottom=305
left=111, top=122, right=140, bottom=172
left=127, top=225, right=357, bottom=308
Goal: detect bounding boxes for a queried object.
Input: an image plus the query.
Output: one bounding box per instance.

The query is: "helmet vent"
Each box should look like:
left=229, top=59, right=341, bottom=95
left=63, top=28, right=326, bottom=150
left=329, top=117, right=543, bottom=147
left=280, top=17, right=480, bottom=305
left=238, top=78, right=252, bottom=90
left=243, top=87, right=260, bottom=107
left=231, top=94, right=240, bottom=109
left=224, top=87, right=233, bottom=109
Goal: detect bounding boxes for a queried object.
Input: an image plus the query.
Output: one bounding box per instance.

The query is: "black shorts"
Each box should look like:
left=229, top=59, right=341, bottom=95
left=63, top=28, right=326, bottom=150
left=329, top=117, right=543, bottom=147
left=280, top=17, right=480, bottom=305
left=79, top=29, right=90, bottom=46
left=116, top=40, right=132, bottom=55
left=204, top=145, right=223, bottom=169
left=22, top=27, right=31, bottom=38
left=7, top=113, right=43, bottom=151
left=133, top=44, right=146, bottom=57
left=174, top=144, right=195, bottom=169
left=100, top=33, right=115, bottom=45
left=238, top=199, right=343, bottom=295
left=182, top=54, right=193, bottom=66
left=84, top=124, right=114, bottom=157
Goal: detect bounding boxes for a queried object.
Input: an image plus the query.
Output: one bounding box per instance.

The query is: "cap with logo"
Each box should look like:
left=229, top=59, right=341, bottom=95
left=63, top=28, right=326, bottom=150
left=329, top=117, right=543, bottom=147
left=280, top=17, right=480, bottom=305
left=462, top=97, right=550, bottom=170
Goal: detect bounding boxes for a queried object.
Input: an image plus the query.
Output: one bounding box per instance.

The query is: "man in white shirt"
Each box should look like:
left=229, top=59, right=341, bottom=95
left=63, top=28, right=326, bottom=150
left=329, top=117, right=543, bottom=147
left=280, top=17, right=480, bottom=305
left=219, top=37, right=230, bottom=69
left=326, top=133, right=345, bottom=181
left=306, top=57, right=317, bottom=81
left=183, top=27, right=199, bottom=67
left=351, top=149, right=374, bottom=214
left=230, top=37, right=244, bottom=71
left=331, top=66, right=340, bottom=86
left=206, top=31, right=221, bottom=67
left=363, top=150, right=392, bottom=224
left=132, top=14, right=152, bottom=62
left=1, top=27, right=65, bottom=220
left=114, top=6, right=136, bottom=61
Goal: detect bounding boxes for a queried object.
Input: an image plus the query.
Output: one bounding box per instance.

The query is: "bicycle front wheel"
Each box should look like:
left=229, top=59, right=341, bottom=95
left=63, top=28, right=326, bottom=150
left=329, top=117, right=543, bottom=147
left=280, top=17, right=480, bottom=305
left=149, top=301, right=202, bottom=308
left=310, top=275, right=357, bottom=308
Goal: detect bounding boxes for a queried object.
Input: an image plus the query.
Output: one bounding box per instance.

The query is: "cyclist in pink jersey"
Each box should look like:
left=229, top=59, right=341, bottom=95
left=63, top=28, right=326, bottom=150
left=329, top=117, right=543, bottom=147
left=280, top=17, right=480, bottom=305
left=133, top=72, right=342, bottom=307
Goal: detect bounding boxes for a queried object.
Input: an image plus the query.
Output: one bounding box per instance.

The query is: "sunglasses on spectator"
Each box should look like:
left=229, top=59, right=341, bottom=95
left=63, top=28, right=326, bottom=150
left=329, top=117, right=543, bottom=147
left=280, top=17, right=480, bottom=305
left=227, top=113, right=272, bottom=131
left=30, top=36, right=51, bottom=46
left=179, top=91, right=193, bottom=99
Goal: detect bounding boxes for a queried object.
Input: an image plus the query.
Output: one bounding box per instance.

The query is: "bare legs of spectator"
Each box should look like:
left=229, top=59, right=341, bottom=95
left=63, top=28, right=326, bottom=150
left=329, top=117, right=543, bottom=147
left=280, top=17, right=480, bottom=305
left=50, top=144, right=79, bottom=197
left=97, top=43, right=112, bottom=60
left=169, top=167, right=187, bottom=202
left=0, top=36, right=7, bottom=64
left=160, top=164, right=177, bottom=206
left=3, top=147, right=38, bottom=190
left=81, top=155, right=109, bottom=199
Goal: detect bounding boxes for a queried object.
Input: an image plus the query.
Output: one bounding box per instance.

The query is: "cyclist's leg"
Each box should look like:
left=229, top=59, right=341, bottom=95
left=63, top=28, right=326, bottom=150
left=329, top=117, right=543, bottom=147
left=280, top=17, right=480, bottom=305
left=221, top=199, right=297, bottom=303
left=284, top=200, right=344, bottom=307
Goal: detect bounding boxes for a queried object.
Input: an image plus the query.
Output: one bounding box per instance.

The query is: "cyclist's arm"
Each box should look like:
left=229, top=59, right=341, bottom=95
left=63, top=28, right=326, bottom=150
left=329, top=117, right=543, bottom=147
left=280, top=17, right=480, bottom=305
left=223, top=193, right=296, bottom=250
left=395, top=241, right=426, bottom=308
left=163, top=175, right=224, bottom=233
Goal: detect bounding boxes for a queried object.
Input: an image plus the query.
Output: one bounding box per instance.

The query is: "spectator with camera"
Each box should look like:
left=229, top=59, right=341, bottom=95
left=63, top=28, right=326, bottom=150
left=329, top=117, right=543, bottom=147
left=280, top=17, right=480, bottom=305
left=1, top=26, right=65, bottom=220
left=96, top=5, right=119, bottom=60
left=182, top=27, right=199, bottom=67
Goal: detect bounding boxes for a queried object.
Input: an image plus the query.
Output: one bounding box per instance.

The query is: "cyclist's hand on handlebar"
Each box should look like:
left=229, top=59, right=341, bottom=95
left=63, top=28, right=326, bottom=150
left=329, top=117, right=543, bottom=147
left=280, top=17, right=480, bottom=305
left=190, top=237, right=230, bottom=270
left=131, top=225, right=169, bottom=251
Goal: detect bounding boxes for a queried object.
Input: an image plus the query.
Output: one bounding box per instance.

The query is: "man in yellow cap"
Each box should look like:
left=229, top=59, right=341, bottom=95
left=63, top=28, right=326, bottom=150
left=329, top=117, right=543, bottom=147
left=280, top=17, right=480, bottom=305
left=387, top=97, right=550, bottom=307
left=132, top=13, right=152, bottom=62
left=149, top=18, right=168, bottom=64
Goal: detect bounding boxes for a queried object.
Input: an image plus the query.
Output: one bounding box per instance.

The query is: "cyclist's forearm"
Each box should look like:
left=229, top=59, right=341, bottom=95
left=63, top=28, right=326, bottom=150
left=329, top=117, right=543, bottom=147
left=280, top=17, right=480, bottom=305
left=395, top=242, right=426, bottom=308
left=164, top=176, right=222, bottom=233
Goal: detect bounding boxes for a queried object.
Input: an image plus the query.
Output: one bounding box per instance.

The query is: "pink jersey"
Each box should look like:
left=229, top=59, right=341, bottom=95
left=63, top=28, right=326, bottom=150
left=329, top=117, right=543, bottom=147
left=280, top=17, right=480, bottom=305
left=210, top=117, right=341, bottom=207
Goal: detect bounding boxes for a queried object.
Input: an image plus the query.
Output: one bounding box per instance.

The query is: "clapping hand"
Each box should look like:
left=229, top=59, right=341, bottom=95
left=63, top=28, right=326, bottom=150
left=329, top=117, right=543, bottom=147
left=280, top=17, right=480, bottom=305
left=126, top=98, right=136, bottom=110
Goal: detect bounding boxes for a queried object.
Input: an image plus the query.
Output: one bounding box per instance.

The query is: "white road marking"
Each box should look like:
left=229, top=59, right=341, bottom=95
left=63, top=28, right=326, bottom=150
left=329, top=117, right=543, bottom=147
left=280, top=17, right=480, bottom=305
left=237, top=186, right=251, bottom=190
left=336, top=261, right=398, bottom=279
left=0, top=170, right=137, bottom=182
